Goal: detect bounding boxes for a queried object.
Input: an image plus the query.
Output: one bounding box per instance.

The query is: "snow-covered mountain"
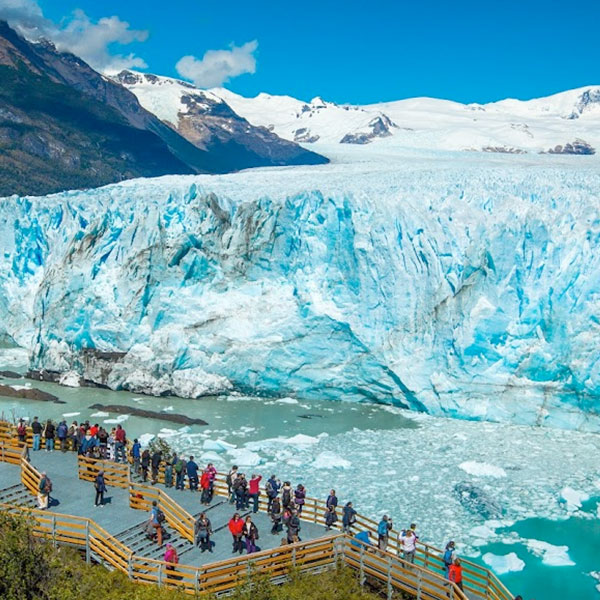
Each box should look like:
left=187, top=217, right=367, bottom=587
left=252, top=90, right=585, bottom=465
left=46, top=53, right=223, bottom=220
left=208, top=85, right=600, bottom=155
left=112, top=70, right=327, bottom=168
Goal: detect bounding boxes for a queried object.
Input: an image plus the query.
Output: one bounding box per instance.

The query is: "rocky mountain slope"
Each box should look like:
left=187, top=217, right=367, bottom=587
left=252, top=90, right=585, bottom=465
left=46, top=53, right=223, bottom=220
left=207, top=84, right=600, bottom=155
left=112, top=70, right=328, bottom=168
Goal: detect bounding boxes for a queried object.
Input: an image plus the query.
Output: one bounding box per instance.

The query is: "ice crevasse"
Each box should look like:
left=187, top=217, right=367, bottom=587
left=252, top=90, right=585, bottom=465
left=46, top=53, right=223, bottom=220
left=2, top=158, right=600, bottom=431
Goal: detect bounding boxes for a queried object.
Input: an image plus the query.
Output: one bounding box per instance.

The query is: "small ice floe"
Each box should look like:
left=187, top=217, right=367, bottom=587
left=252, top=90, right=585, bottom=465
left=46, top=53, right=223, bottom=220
left=10, top=384, right=31, bottom=390
left=525, top=539, right=575, bottom=566
left=62, top=412, right=81, bottom=418
left=104, top=414, right=129, bottom=424
left=276, top=397, right=299, bottom=405
left=161, top=406, right=174, bottom=412
left=282, top=433, right=320, bottom=446
left=138, top=433, right=155, bottom=446
left=203, top=439, right=236, bottom=453
left=227, top=448, right=262, bottom=466
left=131, top=397, right=144, bottom=404
left=459, top=461, right=507, bottom=478
left=559, top=486, right=589, bottom=512
left=482, top=552, right=525, bottom=574
left=59, top=371, right=80, bottom=387
left=200, top=451, right=222, bottom=464
left=311, top=451, right=351, bottom=470
left=90, top=411, right=109, bottom=418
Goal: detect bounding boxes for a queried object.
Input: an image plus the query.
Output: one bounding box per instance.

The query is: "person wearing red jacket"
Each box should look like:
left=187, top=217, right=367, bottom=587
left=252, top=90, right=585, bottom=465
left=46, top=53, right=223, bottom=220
left=248, top=474, right=262, bottom=513
left=114, top=424, right=126, bottom=463
left=200, top=471, right=212, bottom=505
left=448, top=558, right=464, bottom=591
left=228, top=513, right=245, bottom=554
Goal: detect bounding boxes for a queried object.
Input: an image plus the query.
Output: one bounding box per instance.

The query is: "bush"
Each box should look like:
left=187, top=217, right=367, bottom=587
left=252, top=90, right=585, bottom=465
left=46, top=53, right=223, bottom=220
left=147, top=437, right=175, bottom=463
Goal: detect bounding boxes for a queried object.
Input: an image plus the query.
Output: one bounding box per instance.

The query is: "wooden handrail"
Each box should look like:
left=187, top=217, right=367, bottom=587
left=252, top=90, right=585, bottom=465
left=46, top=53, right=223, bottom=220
left=0, top=420, right=512, bottom=600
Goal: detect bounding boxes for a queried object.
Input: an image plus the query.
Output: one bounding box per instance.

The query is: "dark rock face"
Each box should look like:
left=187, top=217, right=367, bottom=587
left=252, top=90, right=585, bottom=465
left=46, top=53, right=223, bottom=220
left=567, top=89, right=600, bottom=119
left=0, top=383, right=62, bottom=403
left=88, top=404, right=208, bottom=426
left=481, top=146, right=527, bottom=154
left=113, top=70, right=329, bottom=170
left=545, top=139, right=596, bottom=155
left=293, top=128, right=320, bottom=143
left=0, top=370, right=22, bottom=378
left=340, top=115, right=396, bottom=144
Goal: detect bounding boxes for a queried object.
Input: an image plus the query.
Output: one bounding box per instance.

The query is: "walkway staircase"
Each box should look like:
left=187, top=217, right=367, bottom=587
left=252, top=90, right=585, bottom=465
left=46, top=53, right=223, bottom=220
left=0, top=483, right=37, bottom=508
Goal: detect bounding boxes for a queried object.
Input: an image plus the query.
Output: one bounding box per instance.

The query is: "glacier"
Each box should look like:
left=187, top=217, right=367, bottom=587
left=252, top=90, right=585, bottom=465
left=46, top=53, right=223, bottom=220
left=2, top=148, right=600, bottom=430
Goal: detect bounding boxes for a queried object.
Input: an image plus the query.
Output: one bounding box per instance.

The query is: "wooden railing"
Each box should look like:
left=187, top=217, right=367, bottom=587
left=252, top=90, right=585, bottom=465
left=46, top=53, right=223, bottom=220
left=77, top=455, right=130, bottom=489
left=0, top=421, right=512, bottom=599
left=0, top=441, right=25, bottom=465
left=129, top=481, right=195, bottom=543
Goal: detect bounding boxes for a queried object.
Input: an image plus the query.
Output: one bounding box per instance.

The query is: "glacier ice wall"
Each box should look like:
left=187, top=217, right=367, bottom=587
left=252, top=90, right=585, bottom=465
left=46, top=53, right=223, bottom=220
left=2, top=155, right=600, bottom=430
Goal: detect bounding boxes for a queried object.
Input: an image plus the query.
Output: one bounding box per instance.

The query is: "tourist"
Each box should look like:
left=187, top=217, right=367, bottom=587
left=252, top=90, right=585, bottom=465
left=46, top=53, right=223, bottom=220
left=164, top=543, right=179, bottom=579
left=175, top=455, right=186, bottom=490
left=44, top=419, right=55, bottom=452
left=228, top=512, right=245, bottom=554
left=17, top=419, right=27, bottom=443
left=266, top=474, right=281, bottom=513
left=326, top=489, right=338, bottom=510
left=164, top=459, right=173, bottom=488
left=38, top=471, right=51, bottom=510
left=342, top=502, right=357, bottom=533
left=76, top=423, right=86, bottom=451
left=94, top=470, right=107, bottom=507
left=226, top=465, right=238, bottom=503
left=114, top=424, right=126, bottom=462
left=150, top=500, right=163, bottom=547
left=448, top=558, right=464, bottom=591
left=200, top=469, right=211, bottom=504
left=195, top=512, right=213, bottom=552
left=400, top=529, right=417, bottom=564
left=131, top=438, right=141, bottom=475
left=282, top=506, right=292, bottom=531
left=281, top=481, right=292, bottom=509
left=243, top=516, right=259, bottom=554
left=248, top=473, right=262, bottom=513
left=151, top=450, right=162, bottom=484
left=97, top=427, right=108, bottom=458
left=31, top=416, right=42, bottom=451
left=294, top=484, right=306, bottom=514
left=286, top=509, right=301, bottom=543
left=79, top=431, right=95, bottom=457
left=325, top=504, right=338, bottom=530
left=141, top=449, right=150, bottom=482
left=443, top=541, right=456, bottom=577
left=89, top=423, right=99, bottom=437
left=69, top=421, right=79, bottom=452
left=186, top=456, right=199, bottom=491
left=57, top=420, right=68, bottom=452
left=233, top=473, right=248, bottom=510
left=270, top=497, right=283, bottom=534
left=377, top=515, right=393, bottom=553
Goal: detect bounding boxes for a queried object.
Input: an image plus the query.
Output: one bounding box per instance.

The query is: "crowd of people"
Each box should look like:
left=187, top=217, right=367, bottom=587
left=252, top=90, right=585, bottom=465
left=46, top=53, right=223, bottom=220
left=21, top=416, right=467, bottom=589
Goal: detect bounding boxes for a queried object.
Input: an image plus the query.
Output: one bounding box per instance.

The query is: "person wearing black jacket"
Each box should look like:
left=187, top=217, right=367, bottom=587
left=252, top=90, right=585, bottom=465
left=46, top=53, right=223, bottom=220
left=195, top=512, right=213, bottom=552
left=243, top=516, right=259, bottom=554
left=94, top=470, right=107, bottom=507
left=31, top=417, right=42, bottom=451
left=151, top=451, right=162, bottom=484
left=141, top=449, right=150, bottom=482
left=44, top=420, right=55, bottom=452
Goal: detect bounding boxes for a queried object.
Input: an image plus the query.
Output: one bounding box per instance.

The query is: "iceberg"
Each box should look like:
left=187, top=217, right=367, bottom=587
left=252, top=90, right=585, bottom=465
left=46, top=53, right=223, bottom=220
left=2, top=151, right=600, bottom=429
left=482, top=552, right=525, bottom=574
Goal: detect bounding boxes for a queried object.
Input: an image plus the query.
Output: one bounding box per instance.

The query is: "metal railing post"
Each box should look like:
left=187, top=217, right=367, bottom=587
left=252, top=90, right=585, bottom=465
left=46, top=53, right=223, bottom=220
left=158, top=562, right=163, bottom=587
left=292, top=546, right=297, bottom=567
left=416, top=570, right=422, bottom=600
left=128, top=553, right=133, bottom=579
left=51, top=515, right=56, bottom=547
left=85, top=521, right=90, bottom=564
left=195, top=569, right=200, bottom=593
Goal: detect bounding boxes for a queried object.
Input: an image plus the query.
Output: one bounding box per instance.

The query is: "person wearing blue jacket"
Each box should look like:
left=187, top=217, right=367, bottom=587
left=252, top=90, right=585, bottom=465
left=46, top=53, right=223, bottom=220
left=266, top=474, right=281, bottom=513
left=342, top=502, right=357, bottom=533
left=377, top=514, right=393, bottom=552
left=94, top=470, right=107, bottom=507
left=131, top=439, right=141, bottom=475
left=186, top=456, right=199, bottom=491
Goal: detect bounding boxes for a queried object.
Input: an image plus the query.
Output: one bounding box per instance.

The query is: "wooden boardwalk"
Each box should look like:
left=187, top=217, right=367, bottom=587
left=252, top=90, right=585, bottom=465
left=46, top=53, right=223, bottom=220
left=0, top=424, right=514, bottom=600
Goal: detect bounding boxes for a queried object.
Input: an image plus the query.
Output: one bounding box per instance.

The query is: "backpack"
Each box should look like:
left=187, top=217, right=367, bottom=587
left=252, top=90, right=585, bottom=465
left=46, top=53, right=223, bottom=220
left=57, top=424, right=68, bottom=438
left=157, top=509, right=166, bottom=524
left=44, top=477, right=53, bottom=493
left=175, top=459, right=184, bottom=474
left=282, top=488, right=291, bottom=505
left=17, top=423, right=26, bottom=437
left=265, top=480, right=275, bottom=496
left=226, top=471, right=234, bottom=486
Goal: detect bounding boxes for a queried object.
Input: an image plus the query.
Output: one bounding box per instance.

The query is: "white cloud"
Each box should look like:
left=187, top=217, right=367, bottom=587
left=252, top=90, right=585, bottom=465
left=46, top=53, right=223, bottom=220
left=0, top=0, right=148, bottom=73
left=176, top=40, right=258, bottom=88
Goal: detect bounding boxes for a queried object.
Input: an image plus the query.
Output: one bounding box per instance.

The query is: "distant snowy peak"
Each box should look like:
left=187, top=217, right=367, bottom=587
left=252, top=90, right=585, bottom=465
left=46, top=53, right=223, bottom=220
left=206, top=85, right=600, bottom=155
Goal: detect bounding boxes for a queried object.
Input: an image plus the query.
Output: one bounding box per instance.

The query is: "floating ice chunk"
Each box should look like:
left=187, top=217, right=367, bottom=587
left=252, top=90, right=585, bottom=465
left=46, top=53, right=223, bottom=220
left=227, top=448, right=262, bottom=466
left=159, top=428, right=178, bottom=435
left=276, top=397, right=299, bottom=405
left=91, top=411, right=109, bottom=417
left=10, top=384, right=31, bottom=390
left=203, top=439, right=236, bottom=452
left=469, top=525, right=495, bottom=540
left=560, top=486, right=589, bottom=511
left=104, top=414, right=129, bottom=424
left=200, top=451, right=223, bottom=464
left=178, top=426, right=191, bottom=433
left=283, top=433, right=320, bottom=446
left=459, top=461, right=507, bottom=478
left=131, top=397, right=145, bottom=404
left=311, top=451, right=351, bottom=470
left=525, top=539, right=575, bottom=566
left=59, top=371, right=80, bottom=387
left=138, top=433, right=155, bottom=446
left=62, top=411, right=81, bottom=417
left=162, top=406, right=174, bottom=412
left=482, top=552, right=525, bottom=574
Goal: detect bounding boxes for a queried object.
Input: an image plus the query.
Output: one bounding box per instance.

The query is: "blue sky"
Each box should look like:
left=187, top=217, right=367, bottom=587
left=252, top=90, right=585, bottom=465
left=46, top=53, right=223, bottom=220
left=13, top=0, right=600, bottom=103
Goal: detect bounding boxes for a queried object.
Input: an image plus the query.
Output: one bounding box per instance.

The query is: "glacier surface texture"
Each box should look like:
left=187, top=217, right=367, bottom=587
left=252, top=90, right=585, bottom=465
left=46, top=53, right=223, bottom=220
left=2, top=151, right=600, bottom=430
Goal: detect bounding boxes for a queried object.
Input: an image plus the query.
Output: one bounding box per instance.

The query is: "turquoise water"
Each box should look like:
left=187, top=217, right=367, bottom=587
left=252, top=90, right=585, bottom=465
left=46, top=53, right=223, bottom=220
left=478, top=500, right=600, bottom=600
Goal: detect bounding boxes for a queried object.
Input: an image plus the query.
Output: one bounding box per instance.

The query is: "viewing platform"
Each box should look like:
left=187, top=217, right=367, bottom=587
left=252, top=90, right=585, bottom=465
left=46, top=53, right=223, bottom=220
left=0, top=422, right=514, bottom=600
